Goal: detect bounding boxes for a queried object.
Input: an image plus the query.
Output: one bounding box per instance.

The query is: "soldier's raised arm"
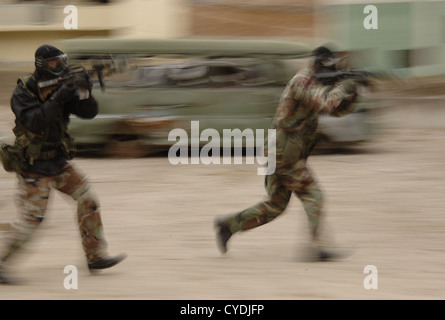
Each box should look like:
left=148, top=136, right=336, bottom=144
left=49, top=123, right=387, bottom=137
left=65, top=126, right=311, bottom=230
left=292, top=75, right=357, bottom=117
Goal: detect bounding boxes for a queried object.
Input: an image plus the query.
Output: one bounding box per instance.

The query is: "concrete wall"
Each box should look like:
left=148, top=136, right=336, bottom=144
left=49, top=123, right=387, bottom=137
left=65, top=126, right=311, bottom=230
left=190, top=2, right=315, bottom=39
left=315, top=0, right=445, bottom=77
left=0, top=0, right=191, bottom=62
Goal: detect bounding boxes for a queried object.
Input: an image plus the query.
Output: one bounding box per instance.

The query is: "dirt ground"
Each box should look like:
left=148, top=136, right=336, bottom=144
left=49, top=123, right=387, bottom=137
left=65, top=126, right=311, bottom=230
left=0, top=70, right=445, bottom=301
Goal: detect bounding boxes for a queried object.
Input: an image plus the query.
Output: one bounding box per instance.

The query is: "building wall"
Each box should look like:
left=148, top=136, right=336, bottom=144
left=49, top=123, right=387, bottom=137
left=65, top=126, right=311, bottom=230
left=190, top=2, right=315, bottom=39
left=4, top=0, right=443, bottom=77
left=0, top=0, right=316, bottom=62
left=0, top=0, right=191, bottom=62
left=315, top=0, right=445, bottom=77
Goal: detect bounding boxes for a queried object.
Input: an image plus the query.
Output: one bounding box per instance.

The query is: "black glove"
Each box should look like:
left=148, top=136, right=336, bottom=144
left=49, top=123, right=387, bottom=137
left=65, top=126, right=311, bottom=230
left=51, top=83, right=77, bottom=103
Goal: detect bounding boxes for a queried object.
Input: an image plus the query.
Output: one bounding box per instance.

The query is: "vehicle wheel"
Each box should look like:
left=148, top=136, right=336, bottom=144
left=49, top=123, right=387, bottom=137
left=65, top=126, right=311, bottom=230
left=105, top=134, right=151, bottom=158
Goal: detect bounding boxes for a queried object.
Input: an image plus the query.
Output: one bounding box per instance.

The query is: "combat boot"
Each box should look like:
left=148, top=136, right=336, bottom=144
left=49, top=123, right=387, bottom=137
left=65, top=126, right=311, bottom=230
left=214, top=219, right=232, bottom=254
left=317, top=247, right=352, bottom=261
left=0, top=268, right=18, bottom=285
left=303, top=245, right=353, bottom=262
left=88, top=253, right=128, bottom=271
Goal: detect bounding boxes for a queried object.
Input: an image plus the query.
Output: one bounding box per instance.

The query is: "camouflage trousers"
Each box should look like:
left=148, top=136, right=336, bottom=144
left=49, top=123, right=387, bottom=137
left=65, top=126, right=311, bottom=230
left=0, top=163, right=108, bottom=265
left=224, top=162, right=325, bottom=241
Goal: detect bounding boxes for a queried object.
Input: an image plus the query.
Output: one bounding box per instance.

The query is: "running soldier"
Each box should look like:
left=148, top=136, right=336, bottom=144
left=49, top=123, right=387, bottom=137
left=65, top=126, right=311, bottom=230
left=215, top=46, right=359, bottom=261
left=0, top=44, right=127, bottom=284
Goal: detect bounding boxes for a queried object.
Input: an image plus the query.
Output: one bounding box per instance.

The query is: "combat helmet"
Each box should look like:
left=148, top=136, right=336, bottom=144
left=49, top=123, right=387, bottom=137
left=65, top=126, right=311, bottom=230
left=34, top=44, right=69, bottom=79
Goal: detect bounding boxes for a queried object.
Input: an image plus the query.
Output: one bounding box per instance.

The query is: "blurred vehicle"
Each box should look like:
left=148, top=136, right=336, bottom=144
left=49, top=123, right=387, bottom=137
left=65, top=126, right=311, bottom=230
left=60, top=38, right=378, bottom=157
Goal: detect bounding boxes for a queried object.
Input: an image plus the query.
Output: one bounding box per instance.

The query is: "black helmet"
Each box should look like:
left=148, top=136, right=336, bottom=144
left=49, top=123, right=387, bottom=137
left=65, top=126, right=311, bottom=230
left=312, top=46, right=342, bottom=70
left=34, top=44, right=69, bottom=78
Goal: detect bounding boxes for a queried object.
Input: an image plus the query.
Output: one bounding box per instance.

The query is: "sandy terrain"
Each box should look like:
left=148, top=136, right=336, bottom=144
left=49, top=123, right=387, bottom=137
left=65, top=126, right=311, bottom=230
left=0, top=66, right=444, bottom=301
left=0, top=102, right=444, bottom=301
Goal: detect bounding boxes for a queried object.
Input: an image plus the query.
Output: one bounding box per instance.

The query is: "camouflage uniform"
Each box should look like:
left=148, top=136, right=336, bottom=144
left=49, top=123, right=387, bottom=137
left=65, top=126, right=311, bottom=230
left=0, top=72, right=108, bottom=267
left=222, top=67, right=357, bottom=245
left=1, top=165, right=108, bottom=264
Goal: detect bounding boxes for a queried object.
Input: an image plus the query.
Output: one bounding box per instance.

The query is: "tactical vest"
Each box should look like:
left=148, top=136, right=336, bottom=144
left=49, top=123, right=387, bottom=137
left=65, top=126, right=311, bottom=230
left=0, top=75, right=75, bottom=174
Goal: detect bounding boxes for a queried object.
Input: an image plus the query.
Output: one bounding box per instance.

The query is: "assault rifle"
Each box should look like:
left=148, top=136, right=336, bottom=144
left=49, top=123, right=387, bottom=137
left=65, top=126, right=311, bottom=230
left=37, top=62, right=113, bottom=101
left=312, top=70, right=376, bottom=87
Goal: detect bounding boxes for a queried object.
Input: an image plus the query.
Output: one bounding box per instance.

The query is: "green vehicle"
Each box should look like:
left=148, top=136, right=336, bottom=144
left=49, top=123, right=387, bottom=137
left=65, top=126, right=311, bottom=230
left=60, top=38, right=377, bottom=157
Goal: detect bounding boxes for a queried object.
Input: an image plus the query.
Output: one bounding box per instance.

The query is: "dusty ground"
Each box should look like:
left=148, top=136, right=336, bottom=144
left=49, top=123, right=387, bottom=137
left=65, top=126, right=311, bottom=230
left=0, top=68, right=444, bottom=301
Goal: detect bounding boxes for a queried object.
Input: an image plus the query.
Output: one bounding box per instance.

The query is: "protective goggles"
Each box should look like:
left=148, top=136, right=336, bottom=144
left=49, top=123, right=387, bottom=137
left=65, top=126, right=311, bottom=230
left=319, top=55, right=345, bottom=68
left=36, top=53, right=69, bottom=74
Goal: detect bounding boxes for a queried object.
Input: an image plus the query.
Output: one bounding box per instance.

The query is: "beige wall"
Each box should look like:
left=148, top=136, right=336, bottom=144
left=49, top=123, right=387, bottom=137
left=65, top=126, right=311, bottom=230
left=190, top=3, right=314, bottom=38
left=113, top=0, right=191, bottom=38
left=0, top=0, right=191, bottom=62
left=1, top=0, right=318, bottom=62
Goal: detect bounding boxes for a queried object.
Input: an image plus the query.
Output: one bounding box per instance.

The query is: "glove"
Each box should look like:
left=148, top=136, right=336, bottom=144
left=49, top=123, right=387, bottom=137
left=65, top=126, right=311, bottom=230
left=76, top=67, right=93, bottom=93
left=51, top=83, right=77, bottom=103
left=338, top=79, right=357, bottom=95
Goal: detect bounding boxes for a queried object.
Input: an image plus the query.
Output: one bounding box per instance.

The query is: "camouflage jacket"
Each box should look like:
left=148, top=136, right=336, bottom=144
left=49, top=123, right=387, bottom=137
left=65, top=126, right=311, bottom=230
left=271, top=68, right=357, bottom=171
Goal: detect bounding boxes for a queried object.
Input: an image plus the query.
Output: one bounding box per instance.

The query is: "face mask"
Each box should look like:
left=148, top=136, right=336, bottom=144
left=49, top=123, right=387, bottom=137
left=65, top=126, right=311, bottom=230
left=45, top=54, right=69, bottom=75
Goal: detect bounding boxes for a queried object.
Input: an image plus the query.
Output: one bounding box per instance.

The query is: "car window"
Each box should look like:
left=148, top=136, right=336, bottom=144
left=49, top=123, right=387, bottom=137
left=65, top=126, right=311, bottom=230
left=102, top=58, right=284, bottom=88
